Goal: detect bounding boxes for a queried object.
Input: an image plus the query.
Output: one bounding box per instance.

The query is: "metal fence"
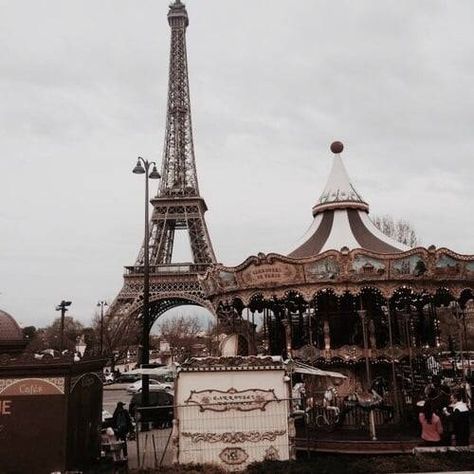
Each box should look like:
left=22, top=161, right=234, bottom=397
left=128, top=398, right=291, bottom=470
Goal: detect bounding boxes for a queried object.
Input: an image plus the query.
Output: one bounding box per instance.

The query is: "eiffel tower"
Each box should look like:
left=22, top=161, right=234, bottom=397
left=107, top=0, right=217, bottom=336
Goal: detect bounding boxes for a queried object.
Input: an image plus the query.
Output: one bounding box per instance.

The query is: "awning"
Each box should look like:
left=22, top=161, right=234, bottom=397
left=289, top=360, right=346, bottom=379
left=130, top=366, right=175, bottom=376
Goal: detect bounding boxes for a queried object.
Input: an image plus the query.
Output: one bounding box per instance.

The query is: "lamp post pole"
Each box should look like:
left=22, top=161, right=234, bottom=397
left=55, top=300, right=72, bottom=353
left=133, top=157, right=160, bottom=409
left=97, top=300, right=108, bottom=354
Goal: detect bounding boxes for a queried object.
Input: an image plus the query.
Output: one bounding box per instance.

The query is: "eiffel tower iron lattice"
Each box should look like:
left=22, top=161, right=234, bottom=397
left=106, top=0, right=217, bottom=341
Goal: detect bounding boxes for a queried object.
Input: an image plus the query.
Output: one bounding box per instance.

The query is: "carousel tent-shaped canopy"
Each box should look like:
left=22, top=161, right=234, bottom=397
left=289, top=142, right=409, bottom=258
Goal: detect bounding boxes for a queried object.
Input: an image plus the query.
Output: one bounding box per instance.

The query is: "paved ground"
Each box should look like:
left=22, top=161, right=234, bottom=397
left=103, top=386, right=132, bottom=414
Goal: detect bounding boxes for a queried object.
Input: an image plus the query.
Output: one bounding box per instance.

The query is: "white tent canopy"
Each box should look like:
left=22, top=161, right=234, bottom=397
left=289, top=360, right=346, bottom=379
left=130, top=366, right=175, bottom=376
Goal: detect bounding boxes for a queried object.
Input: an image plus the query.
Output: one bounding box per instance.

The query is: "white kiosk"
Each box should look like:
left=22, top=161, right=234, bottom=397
left=173, top=356, right=292, bottom=471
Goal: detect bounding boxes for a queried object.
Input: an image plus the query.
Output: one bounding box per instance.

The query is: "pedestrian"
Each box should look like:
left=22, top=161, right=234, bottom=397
left=112, top=401, right=133, bottom=458
left=418, top=400, right=443, bottom=446
left=443, top=391, right=470, bottom=446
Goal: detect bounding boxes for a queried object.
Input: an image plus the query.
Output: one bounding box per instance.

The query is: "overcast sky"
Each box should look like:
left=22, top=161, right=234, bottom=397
left=1, top=0, right=473, bottom=328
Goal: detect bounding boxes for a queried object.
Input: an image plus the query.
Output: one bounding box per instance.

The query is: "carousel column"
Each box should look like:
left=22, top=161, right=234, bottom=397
left=263, top=308, right=269, bottom=354
left=401, top=309, right=415, bottom=396
left=307, top=307, right=314, bottom=346
left=382, top=304, right=401, bottom=422
left=369, top=318, right=377, bottom=349
left=450, top=301, right=466, bottom=384
left=282, top=316, right=293, bottom=359
left=323, top=319, right=331, bottom=352
left=358, top=309, right=372, bottom=387
left=358, top=307, right=377, bottom=441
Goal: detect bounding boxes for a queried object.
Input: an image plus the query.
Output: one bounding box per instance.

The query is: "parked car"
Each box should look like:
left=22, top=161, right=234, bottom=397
left=129, top=390, right=174, bottom=428
left=150, top=374, right=175, bottom=386
left=34, top=349, right=61, bottom=360
left=103, top=373, right=115, bottom=385
left=114, top=374, right=141, bottom=384
left=126, top=379, right=172, bottom=394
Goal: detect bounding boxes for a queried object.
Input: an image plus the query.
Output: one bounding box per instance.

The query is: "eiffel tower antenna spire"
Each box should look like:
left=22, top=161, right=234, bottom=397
left=107, top=1, right=217, bottom=335
left=161, top=0, right=195, bottom=197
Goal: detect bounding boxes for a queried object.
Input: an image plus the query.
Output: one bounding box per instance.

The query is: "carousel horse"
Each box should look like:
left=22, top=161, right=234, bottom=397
left=323, top=385, right=340, bottom=415
left=338, top=378, right=393, bottom=426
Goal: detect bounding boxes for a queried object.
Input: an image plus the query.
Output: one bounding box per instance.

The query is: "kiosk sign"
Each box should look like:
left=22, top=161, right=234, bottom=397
left=185, top=387, right=279, bottom=412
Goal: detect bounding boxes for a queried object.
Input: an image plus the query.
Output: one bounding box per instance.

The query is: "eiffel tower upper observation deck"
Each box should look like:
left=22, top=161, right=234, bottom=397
left=107, top=0, right=217, bottom=331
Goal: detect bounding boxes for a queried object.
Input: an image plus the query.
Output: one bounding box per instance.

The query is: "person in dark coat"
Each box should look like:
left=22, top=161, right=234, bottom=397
left=112, top=402, right=133, bottom=458
left=443, top=391, right=470, bottom=446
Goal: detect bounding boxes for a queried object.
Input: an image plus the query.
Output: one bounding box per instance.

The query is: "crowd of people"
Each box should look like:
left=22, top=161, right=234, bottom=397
left=418, top=376, right=471, bottom=446
left=293, top=373, right=472, bottom=447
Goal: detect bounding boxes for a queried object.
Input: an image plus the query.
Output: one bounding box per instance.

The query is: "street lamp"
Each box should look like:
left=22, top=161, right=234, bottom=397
left=97, top=300, right=108, bottom=354
left=133, top=156, right=160, bottom=409
left=55, top=300, right=72, bottom=352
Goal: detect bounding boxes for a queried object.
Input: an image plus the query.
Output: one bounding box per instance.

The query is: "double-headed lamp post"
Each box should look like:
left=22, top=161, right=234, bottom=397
left=133, top=156, right=160, bottom=409
left=97, top=300, right=108, bottom=354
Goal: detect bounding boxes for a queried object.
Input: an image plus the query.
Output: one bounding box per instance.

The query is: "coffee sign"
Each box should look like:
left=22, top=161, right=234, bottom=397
left=0, top=378, right=64, bottom=396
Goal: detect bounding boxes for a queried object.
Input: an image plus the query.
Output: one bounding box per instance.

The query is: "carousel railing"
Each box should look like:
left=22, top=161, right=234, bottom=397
left=303, top=393, right=396, bottom=430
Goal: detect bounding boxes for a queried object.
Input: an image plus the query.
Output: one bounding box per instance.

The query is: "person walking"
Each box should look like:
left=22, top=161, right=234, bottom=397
left=443, top=391, right=470, bottom=446
left=418, top=400, right=443, bottom=446
left=112, top=401, right=133, bottom=458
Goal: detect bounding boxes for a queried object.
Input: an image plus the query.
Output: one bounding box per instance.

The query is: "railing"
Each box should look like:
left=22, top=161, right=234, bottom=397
left=299, top=394, right=396, bottom=429
left=125, top=263, right=210, bottom=276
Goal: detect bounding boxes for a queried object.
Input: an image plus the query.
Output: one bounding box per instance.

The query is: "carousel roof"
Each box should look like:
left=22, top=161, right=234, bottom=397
left=289, top=142, right=410, bottom=258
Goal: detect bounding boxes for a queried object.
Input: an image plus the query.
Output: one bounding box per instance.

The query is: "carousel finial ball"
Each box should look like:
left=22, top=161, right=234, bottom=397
left=330, top=141, right=344, bottom=154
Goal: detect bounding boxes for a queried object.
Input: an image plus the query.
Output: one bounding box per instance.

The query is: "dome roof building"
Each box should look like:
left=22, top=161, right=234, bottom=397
left=0, top=308, right=27, bottom=354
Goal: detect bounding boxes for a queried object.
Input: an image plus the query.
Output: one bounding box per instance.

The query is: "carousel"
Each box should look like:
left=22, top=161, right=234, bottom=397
left=200, top=142, right=474, bottom=448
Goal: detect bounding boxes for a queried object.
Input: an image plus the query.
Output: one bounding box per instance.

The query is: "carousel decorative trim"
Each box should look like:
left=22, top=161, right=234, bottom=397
left=294, top=344, right=440, bottom=363
left=200, top=247, right=474, bottom=306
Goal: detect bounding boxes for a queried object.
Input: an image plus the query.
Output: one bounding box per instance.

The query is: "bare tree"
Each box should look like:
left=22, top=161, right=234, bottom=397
left=158, top=315, right=202, bottom=353
left=26, top=316, right=84, bottom=352
left=372, top=214, right=419, bottom=247
left=94, top=312, right=140, bottom=369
